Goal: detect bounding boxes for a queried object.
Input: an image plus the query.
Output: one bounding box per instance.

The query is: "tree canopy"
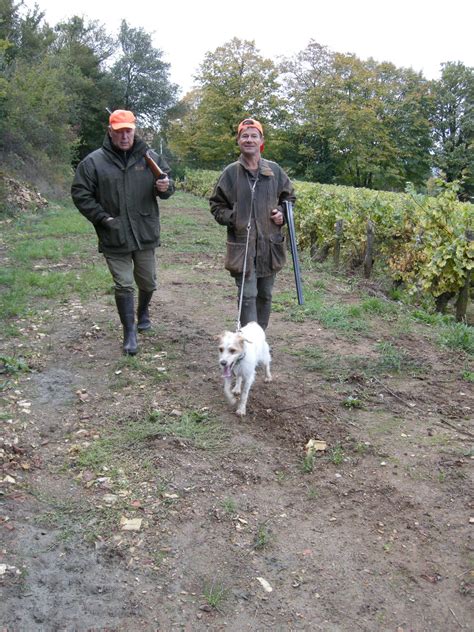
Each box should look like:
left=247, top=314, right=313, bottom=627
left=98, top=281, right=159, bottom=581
left=431, top=62, right=474, bottom=200
left=0, top=0, right=472, bottom=200
left=168, top=38, right=282, bottom=168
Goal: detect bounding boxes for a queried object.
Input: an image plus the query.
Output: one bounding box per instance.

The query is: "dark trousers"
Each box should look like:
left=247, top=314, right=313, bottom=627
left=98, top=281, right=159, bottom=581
left=234, top=270, right=276, bottom=330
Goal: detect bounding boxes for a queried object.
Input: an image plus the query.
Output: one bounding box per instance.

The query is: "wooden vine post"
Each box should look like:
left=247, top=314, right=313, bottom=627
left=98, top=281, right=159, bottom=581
left=333, top=219, right=344, bottom=269
left=364, top=220, right=375, bottom=279
left=455, top=229, right=473, bottom=322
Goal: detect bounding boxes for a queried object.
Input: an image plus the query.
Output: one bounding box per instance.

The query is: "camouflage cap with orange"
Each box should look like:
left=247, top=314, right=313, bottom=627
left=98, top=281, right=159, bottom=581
left=109, top=109, right=136, bottom=130
left=237, top=118, right=263, bottom=137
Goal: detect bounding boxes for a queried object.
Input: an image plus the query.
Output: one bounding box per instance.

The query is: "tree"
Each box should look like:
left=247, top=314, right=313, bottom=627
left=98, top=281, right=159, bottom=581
left=431, top=62, right=474, bottom=200
left=3, top=53, right=75, bottom=177
left=0, top=0, right=54, bottom=65
left=52, top=16, right=117, bottom=160
left=277, top=41, right=337, bottom=180
left=1, top=0, right=74, bottom=184
left=110, top=20, right=178, bottom=130
left=168, top=38, right=283, bottom=168
left=279, top=40, right=433, bottom=190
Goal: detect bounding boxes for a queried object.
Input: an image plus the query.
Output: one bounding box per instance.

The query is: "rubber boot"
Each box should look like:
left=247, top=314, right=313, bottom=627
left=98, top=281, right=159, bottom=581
left=115, top=293, right=138, bottom=355
left=137, top=290, right=153, bottom=332
left=256, top=297, right=272, bottom=330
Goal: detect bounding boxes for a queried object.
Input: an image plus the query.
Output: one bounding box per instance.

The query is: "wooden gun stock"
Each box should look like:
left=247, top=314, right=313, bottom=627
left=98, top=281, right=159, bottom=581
left=144, top=150, right=165, bottom=179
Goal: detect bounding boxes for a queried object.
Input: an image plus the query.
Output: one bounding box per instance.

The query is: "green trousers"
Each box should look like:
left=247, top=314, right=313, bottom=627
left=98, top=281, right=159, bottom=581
left=104, top=249, right=157, bottom=296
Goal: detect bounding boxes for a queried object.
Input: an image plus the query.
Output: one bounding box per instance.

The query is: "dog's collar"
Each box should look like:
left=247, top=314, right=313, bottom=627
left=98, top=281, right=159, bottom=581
left=234, top=352, right=246, bottom=366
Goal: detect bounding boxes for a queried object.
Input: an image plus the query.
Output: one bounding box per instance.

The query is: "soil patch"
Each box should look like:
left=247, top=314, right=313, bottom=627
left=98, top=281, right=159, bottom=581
left=1, top=196, right=473, bottom=631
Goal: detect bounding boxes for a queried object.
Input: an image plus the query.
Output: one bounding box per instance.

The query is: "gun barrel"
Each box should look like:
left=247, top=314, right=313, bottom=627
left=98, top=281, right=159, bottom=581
left=284, top=200, right=304, bottom=305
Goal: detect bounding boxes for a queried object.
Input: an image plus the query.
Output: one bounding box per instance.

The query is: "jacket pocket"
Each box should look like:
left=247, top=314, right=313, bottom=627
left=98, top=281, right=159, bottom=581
left=269, top=233, right=287, bottom=272
left=137, top=213, right=160, bottom=244
left=225, top=241, right=252, bottom=274
left=97, top=218, right=126, bottom=248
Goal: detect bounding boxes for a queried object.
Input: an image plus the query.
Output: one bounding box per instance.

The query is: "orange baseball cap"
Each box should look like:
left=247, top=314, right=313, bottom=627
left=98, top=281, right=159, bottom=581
left=237, top=118, right=263, bottom=137
left=109, top=110, right=136, bottom=130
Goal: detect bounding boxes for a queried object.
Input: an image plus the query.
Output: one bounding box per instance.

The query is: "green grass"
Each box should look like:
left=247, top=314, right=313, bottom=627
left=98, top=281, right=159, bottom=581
left=10, top=202, right=92, bottom=238
left=220, top=498, right=238, bottom=515
left=301, top=453, right=316, bottom=473
left=354, top=442, right=369, bottom=455
left=366, top=415, right=404, bottom=436
left=343, top=395, right=363, bottom=408
left=375, top=341, right=406, bottom=373
left=113, top=354, right=170, bottom=386
left=296, top=346, right=327, bottom=372
left=360, top=296, right=398, bottom=317
left=288, top=339, right=425, bottom=381
left=438, top=322, right=474, bottom=355
left=11, top=238, right=81, bottom=263
left=155, top=409, right=226, bottom=450
left=1, top=353, right=31, bottom=390
left=160, top=191, right=224, bottom=255
left=202, top=581, right=229, bottom=610
left=0, top=202, right=115, bottom=321
left=0, top=263, right=111, bottom=320
left=275, top=287, right=400, bottom=335
left=328, top=445, right=345, bottom=465
left=163, top=190, right=210, bottom=210
left=412, top=309, right=451, bottom=326
left=74, top=409, right=226, bottom=475
left=411, top=309, right=473, bottom=355
left=253, top=523, right=272, bottom=550
left=306, top=486, right=319, bottom=500
left=0, top=354, right=30, bottom=376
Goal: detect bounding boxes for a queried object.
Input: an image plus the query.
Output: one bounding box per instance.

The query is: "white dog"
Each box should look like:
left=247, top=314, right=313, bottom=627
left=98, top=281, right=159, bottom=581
left=218, top=321, right=272, bottom=416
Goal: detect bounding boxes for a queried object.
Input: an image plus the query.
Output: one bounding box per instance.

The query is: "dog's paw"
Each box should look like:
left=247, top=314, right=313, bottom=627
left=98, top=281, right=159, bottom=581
left=225, top=394, right=237, bottom=405
left=232, top=386, right=241, bottom=396
left=235, top=406, right=246, bottom=416
left=264, top=375, right=272, bottom=383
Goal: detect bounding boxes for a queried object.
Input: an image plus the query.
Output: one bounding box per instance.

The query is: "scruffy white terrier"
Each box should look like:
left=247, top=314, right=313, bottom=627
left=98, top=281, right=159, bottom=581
left=218, top=321, right=272, bottom=416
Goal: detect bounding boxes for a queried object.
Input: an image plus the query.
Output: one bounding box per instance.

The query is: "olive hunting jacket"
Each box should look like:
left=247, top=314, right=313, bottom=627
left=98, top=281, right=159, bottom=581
left=71, top=134, right=174, bottom=254
left=209, top=156, right=296, bottom=277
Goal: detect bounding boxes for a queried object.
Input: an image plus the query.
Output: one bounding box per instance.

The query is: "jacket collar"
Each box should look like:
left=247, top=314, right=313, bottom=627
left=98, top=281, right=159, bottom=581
left=102, top=133, right=148, bottom=168
left=238, top=155, right=274, bottom=177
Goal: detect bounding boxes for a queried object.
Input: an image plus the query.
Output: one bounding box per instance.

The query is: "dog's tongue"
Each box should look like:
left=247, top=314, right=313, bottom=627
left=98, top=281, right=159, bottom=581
left=222, top=365, right=232, bottom=379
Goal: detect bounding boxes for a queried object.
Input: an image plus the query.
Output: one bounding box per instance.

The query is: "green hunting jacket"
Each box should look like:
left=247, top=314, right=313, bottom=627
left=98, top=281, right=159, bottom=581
left=209, top=156, right=296, bottom=277
left=71, top=134, right=174, bottom=254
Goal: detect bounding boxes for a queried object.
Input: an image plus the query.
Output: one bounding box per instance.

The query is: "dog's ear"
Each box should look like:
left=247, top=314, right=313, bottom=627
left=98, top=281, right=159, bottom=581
left=216, top=331, right=232, bottom=342
left=238, top=334, right=253, bottom=344
left=242, top=337, right=253, bottom=344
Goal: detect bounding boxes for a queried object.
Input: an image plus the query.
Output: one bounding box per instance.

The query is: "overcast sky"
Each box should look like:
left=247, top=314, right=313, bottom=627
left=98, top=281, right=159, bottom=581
left=27, top=0, right=474, bottom=95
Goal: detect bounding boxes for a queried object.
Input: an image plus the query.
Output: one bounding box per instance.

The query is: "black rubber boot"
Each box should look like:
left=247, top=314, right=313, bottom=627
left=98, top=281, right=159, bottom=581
left=137, top=290, right=153, bottom=332
left=137, top=290, right=153, bottom=331
left=115, top=293, right=138, bottom=355
left=256, top=297, right=272, bottom=330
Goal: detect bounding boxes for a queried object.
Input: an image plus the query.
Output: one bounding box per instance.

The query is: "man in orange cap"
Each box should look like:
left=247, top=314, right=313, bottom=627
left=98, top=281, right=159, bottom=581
left=71, top=109, right=175, bottom=355
left=210, top=118, right=295, bottom=330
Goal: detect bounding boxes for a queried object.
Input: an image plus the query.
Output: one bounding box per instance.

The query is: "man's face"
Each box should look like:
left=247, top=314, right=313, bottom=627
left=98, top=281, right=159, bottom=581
left=109, top=126, right=135, bottom=151
left=237, top=127, right=263, bottom=158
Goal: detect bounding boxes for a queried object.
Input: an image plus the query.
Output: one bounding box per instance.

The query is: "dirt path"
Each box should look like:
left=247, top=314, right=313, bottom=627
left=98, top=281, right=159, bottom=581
left=1, top=195, right=473, bottom=631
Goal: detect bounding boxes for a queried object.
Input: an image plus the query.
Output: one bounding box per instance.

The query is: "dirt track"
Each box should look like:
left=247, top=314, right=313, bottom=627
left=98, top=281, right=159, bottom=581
left=1, top=194, right=473, bottom=631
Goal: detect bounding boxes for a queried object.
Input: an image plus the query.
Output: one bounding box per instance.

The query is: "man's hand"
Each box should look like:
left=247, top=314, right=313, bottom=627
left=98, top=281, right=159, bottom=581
left=102, top=216, right=120, bottom=230
left=270, top=208, right=284, bottom=226
left=155, top=176, right=170, bottom=193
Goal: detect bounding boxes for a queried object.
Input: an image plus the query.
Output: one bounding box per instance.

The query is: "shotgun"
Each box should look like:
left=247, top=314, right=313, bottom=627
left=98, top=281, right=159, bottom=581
left=144, top=150, right=166, bottom=180
left=283, top=200, right=304, bottom=305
